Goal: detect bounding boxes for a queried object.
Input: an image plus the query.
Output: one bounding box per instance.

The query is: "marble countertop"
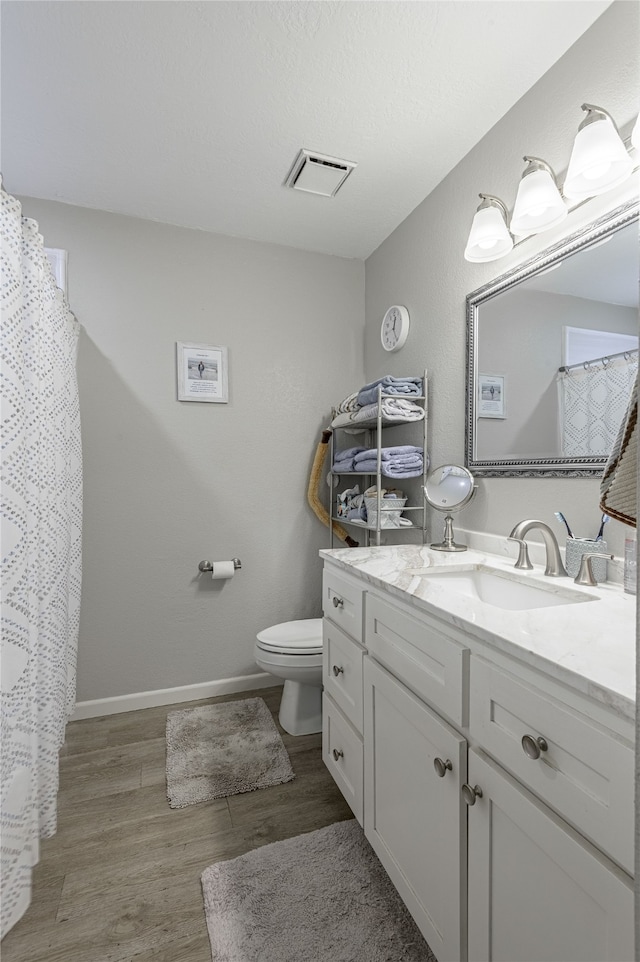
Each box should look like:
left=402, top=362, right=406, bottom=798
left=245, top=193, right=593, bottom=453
left=320, top=542, right=636, bottom=722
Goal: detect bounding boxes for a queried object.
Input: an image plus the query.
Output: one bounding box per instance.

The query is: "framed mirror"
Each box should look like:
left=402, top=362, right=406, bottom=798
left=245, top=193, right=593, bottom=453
left=465, top=198, right=639, bottom=477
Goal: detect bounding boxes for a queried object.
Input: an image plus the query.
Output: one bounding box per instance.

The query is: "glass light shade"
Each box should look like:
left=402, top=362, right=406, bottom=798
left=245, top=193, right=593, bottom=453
left=510, top=168, right=567, bottom=235
left=632, top=114, right=640, bottom=150
left=564, top=116, right=633, bottom=199
left=464, top=205, right=513, bottom=263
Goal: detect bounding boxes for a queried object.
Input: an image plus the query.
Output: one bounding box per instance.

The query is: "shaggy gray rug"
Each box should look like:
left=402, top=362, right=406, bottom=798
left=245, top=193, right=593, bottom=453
left=165, top=697, right=294, bottom=808
left=201, top=819, right=436, bottom=962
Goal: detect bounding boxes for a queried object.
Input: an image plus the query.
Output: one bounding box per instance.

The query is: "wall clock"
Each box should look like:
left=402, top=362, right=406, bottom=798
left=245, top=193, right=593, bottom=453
left=381, top=305, right=410, bottom=352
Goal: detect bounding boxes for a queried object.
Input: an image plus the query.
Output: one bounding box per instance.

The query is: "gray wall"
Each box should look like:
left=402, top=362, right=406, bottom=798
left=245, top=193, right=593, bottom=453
left=20, top=198, right=364, bottom=701
left=364, top=1, right=638, bottom=556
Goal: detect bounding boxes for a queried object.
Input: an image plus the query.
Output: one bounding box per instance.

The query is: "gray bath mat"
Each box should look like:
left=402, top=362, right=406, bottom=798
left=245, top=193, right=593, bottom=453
left=165, top=697, right=294, bottom=808
left=201, top=819, right=436, bottom=962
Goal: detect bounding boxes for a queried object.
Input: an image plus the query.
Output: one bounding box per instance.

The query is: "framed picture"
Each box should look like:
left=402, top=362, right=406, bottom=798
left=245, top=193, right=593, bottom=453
left=44, top=247, right=68, bottom=297
left=176, top=342, right=228, bottom=403
left=478, top=374, right=505, bottom=419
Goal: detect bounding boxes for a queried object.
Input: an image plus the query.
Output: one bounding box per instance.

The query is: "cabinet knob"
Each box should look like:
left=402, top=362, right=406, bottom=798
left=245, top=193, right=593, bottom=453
left=332, top=596, right=344, bottom=609
left=433, top=757, right=453, bottom=778
left=521, top=734, right=548, bottom=760
left=332, top=665, right=344, bottom=677
left=332, top=748, right=344, bottom=762
left=461, top=783, right=483, bottom=806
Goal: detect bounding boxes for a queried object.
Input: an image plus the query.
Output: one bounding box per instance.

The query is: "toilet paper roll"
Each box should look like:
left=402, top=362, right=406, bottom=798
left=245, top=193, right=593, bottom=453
left=211, top=560, right=236, bottom=581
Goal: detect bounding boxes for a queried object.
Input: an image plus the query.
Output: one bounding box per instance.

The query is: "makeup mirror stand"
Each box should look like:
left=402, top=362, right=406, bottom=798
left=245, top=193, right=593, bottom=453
left=431, top=513, right=469, bottom=552
left=423, top=464, right=476, bottom=552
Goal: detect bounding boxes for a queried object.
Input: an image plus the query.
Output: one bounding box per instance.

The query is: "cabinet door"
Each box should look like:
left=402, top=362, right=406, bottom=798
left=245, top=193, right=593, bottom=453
left=323, top=619, right=364, bottom=733
left=467, top=749, right=633, bottom=962
left=363, top=656, right=467, bottom=962
left=323, top=695, right=363, bottom=825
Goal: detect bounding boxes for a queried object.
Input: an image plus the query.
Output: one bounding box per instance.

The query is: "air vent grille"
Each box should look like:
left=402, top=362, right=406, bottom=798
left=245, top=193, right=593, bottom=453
left=284, top=149, right=357, bottom=197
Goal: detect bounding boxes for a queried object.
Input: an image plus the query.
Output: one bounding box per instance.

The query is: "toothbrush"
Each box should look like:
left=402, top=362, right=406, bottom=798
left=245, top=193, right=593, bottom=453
left=595, top=513, right=610, bottom=541
left=554, top=511, right=574, bottom=539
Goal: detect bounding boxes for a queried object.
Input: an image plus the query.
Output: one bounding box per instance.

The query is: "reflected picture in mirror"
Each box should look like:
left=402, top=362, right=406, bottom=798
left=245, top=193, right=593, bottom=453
left=466, top=199, right=639, bottom=476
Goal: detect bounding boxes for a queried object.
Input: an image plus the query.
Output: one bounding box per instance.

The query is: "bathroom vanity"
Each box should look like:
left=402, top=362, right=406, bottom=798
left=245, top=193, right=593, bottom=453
left=320, top=543, right=635, bottom=962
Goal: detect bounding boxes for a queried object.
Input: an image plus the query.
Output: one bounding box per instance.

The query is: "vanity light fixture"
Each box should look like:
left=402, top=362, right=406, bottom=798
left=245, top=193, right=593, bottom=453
left=563, top=104, right=634, bottom=200
left=510, top=157, right=567, bottom=236
left=463, top=194, right=513, bottom=263
left=631, top=114, right=640, bottom=151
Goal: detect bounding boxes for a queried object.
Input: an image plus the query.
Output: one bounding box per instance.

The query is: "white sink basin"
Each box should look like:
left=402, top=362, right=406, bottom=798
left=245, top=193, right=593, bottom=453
left=405, top=564, right=596, bottom=611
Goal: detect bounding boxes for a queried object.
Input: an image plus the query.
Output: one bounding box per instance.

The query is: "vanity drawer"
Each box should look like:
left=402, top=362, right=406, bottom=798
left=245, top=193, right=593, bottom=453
left=365, top=593, right=469, bottom=727
left=470, top=656, right=634, bottom=874
left=322, top=566, right=365, bottom=643
left=323, top=694, right=363, bottom=825
left=323, top=619, right=364, bottom=733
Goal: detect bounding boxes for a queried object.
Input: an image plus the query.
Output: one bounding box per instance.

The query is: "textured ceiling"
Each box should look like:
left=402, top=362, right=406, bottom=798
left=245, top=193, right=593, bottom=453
left=1, top=1, right=612, bottom=259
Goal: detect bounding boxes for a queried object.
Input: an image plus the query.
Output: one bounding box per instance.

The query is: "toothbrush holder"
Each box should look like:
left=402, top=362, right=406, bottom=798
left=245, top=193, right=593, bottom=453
left=565, top=538, right=609, bottom=583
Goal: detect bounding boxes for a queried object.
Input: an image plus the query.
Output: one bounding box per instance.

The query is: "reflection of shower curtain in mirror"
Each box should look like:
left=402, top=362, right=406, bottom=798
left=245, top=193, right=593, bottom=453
left=558, top=353, right=639, bottom=456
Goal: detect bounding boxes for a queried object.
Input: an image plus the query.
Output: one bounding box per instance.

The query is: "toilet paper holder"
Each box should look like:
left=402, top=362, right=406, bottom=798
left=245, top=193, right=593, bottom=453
left=198, top=558, right=242, bottom=572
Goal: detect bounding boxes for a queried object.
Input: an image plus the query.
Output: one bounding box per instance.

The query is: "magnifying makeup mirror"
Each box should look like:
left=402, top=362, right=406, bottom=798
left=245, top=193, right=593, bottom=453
left=423, top=464, right=476, bottom=552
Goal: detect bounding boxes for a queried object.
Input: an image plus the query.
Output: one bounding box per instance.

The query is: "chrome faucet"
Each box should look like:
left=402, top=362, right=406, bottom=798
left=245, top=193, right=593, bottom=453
left=508, top=519, right=568, bottom=577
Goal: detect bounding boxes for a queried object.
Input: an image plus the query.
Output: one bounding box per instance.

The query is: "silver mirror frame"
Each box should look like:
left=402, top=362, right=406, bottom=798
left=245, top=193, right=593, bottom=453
left=465, top=198, right=639, bottom=478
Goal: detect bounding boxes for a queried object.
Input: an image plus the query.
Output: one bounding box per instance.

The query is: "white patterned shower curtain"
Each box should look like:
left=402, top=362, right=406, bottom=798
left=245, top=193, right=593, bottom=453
left=557, top=352, right=639, bottom=457
left=1, top=182, right=82, bottom=936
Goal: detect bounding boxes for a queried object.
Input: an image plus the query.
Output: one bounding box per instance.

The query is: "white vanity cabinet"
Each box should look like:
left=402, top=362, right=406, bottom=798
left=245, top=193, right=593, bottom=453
left=320, top=558, right=635, bottom=962
left=363, top=656, right=467, bottom=962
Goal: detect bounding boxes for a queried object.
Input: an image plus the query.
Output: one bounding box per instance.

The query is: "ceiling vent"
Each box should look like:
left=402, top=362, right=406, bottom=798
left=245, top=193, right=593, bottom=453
left=284, top=149, right=357, bottom=197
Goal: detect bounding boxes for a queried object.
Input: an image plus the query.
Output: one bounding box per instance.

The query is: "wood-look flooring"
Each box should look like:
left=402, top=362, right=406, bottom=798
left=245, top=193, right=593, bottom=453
left=1, top=686, right=353, bottom=962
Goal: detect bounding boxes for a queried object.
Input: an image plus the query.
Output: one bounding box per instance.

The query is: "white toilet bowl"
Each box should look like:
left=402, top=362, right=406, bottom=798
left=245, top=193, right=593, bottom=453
left=255, top=618, right=323, bottom=736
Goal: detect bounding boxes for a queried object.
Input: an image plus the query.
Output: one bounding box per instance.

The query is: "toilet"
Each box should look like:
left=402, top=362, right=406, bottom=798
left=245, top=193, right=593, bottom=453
left=255, top=618, right=323, bottom=736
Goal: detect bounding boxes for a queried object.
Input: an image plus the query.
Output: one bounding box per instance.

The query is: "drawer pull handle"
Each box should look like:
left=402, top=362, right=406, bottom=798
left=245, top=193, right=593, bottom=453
left=332, top=748, right=344, bottom=762
left=461, top=783, right=483, bottom=806
left=521, top=734, right=548, bottom=760
left=332, top=596, right=344, bottom=608
left=332, top=665, right=344, bottom=677
left=434, top=757, right=453, bottom=778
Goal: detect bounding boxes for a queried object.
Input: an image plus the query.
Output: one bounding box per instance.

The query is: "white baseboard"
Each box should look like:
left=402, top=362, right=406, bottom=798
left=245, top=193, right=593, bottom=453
left=70, top=672, right=280, bottom=721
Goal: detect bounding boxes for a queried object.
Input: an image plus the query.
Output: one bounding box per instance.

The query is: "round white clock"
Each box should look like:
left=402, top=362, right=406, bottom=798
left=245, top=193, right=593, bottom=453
left=381, top=305, right=410, bottom=352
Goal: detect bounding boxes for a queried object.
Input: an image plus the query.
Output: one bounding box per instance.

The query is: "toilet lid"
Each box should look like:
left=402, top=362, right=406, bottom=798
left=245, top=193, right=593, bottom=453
left=256, top=618, right=323, bottom=655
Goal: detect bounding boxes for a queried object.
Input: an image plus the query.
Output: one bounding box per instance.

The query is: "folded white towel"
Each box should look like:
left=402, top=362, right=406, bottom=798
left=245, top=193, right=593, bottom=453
left=332, top=391, right=360, bottom=416
left=331, top=398, right=424, bottom=429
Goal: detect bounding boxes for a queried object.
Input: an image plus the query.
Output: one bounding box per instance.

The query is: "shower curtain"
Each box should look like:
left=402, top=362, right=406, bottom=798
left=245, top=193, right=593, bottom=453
left=1, top=182, right=82, bottom=936
left=557, top=352, right=639, bottom=457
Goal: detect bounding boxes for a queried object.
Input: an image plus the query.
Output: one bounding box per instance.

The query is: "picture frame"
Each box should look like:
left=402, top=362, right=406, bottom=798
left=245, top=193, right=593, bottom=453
left=176, top=342, right=228, bottom=403
left=44, top=247, right=68, bottom=297
left=478, top=374, right=505, bottom=419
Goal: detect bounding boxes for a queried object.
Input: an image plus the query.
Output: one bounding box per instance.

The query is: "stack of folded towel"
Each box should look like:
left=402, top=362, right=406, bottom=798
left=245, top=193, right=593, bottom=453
left=356, top=375, right=423, bottom=407
left=353, top=445, right=426, bottom=479
left=331, top=375, right=424, bottom=429
left=332, top=446, right=366, bottom=472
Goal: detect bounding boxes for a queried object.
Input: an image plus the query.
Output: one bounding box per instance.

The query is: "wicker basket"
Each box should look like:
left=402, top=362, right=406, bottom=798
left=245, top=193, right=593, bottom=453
left=365, top=497, right=407, bottom=529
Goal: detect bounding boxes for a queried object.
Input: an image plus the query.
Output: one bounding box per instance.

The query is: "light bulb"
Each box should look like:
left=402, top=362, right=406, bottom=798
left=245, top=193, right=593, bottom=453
left=510, top=160, right=566, bottom=236
left=464, top=196, right=513, bottom=262
left=564, top=105, right=633, bottom=200
left=583, top=161, right=612, bottom=181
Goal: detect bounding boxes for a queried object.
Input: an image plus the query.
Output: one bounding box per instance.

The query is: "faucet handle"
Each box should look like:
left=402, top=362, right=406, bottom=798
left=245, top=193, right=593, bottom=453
left=574, top=552, right=613, bottom=587
left=508, top=537, right=533, bottom=570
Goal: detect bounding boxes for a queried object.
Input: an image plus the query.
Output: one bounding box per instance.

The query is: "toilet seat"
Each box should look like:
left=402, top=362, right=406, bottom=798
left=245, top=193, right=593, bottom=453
left=256, top=618, right=323, bottom=656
